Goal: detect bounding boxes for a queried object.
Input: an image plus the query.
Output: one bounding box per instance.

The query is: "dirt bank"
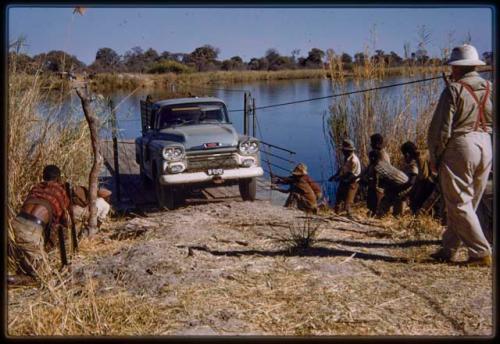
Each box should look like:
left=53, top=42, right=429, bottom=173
left=8, top=200, right=492, bottom=336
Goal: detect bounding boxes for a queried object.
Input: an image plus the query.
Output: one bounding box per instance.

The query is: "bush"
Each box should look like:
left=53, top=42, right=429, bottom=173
left=147, top=60, right=193, bottom=74
left=277, top=217, right=323, bottom=251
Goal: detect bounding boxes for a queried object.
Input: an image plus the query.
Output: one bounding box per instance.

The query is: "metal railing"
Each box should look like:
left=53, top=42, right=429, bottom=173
left=259, top=141, right=297, bottom=177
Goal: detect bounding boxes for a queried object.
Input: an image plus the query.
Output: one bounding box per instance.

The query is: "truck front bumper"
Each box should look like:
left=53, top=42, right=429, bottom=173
left=159, top=166, right=264, bottom=185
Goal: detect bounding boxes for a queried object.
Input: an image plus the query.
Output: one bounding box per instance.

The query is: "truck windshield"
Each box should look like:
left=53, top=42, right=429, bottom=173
left=158, top=103, right=229, bottom=128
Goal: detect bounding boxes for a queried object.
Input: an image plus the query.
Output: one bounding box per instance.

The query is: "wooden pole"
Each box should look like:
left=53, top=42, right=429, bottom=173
left=243, top=93, right=248, bottom=135
left=252, top=97, right=256, bottom=137
left=109, top=100, right=121, bottom=202
left=75, top=85, right=102, bottom=235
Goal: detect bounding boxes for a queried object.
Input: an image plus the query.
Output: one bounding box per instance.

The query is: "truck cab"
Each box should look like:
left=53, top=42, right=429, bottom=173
left=135, top=96, right=263, bottom=209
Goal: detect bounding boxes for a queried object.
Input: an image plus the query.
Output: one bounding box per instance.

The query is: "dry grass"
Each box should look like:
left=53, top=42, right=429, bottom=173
left=84, top=69, right=329, bottom=92
left=7, top=220, right=181, bottom=336
left=326, top=46, right=445, bottom=166
left=7, top=58, right=114, bottom=272
left=81, top=66, right=435, bottom=92
left=7, top=201, right=492, bottom=336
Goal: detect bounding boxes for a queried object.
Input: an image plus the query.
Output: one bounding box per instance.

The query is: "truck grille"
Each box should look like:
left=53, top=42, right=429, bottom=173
left=186, top=152, right=239, bottom=172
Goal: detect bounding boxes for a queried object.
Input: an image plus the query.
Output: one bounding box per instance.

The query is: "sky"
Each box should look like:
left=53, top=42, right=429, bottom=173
left=7, top=6, right=494, bottom=65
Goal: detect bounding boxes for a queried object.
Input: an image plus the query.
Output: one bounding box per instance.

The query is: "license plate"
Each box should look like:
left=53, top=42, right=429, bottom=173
left=207, top=168, right=224, bottom=176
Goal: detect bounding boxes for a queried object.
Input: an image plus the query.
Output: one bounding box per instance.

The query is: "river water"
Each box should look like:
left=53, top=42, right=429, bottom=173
left=57, top=74, right=453, bottom=201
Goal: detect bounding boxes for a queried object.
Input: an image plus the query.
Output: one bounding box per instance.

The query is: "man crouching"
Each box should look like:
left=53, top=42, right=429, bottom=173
left=8, top=165, right=71, bottom=286
left=272, top=163, right=323, bottom=214
left=70, top=184, right=112, bottom=231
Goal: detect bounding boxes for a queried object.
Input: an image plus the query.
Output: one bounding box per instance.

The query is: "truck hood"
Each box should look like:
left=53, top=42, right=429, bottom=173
left=158, top=124, right=239, bottom=150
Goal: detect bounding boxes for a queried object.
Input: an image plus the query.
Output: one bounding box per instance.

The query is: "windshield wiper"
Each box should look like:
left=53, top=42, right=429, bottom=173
left=172, top=119, right=196, bottom=127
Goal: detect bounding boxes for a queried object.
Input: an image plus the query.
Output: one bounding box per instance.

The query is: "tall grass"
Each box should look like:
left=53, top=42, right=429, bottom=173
left=325, top=46, right=445, bottom=167
left=84, top=69, right=329, bottom=91
left=7, top=57, right=98, bottom=271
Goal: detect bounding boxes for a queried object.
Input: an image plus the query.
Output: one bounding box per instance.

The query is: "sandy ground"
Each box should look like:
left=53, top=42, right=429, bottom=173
left=8, top=199, right=493, bottom=336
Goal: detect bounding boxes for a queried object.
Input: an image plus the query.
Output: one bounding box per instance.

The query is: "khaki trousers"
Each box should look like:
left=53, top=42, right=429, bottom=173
left=73, top=197, right=111, bottom=223
left=11, top=216, right=47, bottom=276
left=439, top=132, right=492, bottom=258
left=334, top=181, right=359, bottom=215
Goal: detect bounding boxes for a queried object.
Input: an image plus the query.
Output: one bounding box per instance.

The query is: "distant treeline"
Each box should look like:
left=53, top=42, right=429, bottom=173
left=8, top=44, right=494, bottom=75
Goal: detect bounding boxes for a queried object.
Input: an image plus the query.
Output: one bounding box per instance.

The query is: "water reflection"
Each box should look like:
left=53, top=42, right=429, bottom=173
left=37, top=74, right=462, bottom=203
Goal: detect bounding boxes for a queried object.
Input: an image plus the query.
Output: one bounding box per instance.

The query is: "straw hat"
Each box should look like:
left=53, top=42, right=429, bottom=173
left=292, top=163, right=308, bottom=176
left=447, top=44, right=485, bottom=66
left=341, top=139, right=356, bottom=151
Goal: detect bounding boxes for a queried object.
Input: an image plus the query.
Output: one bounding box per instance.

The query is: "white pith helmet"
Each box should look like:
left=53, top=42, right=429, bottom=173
left=447, top=44, right=485, bottom=66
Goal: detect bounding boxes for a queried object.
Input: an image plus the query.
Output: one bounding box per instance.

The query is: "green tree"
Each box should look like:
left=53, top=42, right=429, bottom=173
left=341, top=53, right=352, bottom=64
left=184, top=45, right=220, bottom=72
left=91, top=47, right=122, bottom=72
left=304, top=48, right=325, bottom=68
left=354, top=52, right=366, bottom=65
left=123, top=46, right=146, bottom=72
left=221, top=56, right=245, bottom=71
left=33, top=50, right=86, bottom=73
left=388, top=51, right=403, bottom=66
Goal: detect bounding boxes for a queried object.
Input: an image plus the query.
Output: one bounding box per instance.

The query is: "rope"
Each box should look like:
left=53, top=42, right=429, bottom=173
left=104, top=69, right=493, bottom=122
left=228, top=69, right=493, bottom=112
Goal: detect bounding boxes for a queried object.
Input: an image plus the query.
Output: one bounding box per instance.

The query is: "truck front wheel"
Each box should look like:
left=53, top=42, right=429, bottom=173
left=140, top=164, right=152, bottom=186
left=239, top=177, right=257, bottom=201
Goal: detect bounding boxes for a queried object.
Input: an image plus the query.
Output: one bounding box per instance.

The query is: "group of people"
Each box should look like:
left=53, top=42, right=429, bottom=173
left=273, top=44, right=493, bottom=267
left=7, top=43, right=493, bottom=287
left=273, top=134, right=434, bottom=219
left=8, top=165, right=112, bottom=286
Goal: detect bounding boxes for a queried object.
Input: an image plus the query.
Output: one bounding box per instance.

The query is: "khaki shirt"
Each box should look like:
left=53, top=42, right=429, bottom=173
left=340, top=153, right=362, bottom=178
left=380, top=148, right=391, bottom=164
left=427, top=71, right=493, bottom=166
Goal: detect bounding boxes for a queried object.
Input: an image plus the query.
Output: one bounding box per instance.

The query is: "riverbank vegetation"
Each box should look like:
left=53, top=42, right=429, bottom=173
left=326, top=47, right=445, bottom=167
left=7, top=54, right=104, bottom=271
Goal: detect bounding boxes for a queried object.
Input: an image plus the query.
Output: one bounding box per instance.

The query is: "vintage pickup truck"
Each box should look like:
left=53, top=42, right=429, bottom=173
left=135, top=96, right=263, bottom=209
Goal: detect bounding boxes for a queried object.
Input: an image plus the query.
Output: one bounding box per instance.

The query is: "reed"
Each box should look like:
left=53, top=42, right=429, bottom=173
left=326, top=46, right=445, bottom=168
left=7, top=57, right=104, bottom=272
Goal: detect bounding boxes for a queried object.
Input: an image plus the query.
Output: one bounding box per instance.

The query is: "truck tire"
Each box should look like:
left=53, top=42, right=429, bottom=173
left=140, top=164, right=151, bottom=186
left=154, top=173, right=176, bottom=210
left=239, top=177, right=256, bottom=201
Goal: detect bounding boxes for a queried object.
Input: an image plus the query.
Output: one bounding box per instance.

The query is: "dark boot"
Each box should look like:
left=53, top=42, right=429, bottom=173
left=430, top=248, right=458, bottom=263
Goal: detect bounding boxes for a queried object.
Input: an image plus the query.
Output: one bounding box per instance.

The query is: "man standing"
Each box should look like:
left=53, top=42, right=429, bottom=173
left=329, top=139, right=361, bottom=217
left=427, top=44, right=492, bottom=266
left=367, top=133, right=391, bottom=214
left=370, top=133, right=391, bottom=164
left=362, top=150, right=410, bottom=217
left=8, top=165, right=71, bottom=285
left=400, top=141, right=436, bottom=215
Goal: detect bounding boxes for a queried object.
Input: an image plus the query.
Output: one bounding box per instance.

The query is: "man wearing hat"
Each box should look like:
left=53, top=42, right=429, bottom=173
left=272, top=163, right=323, bottom=214
left=329, top=139, right=361, bottom=217
left=427, top=44, right=492, bottom=266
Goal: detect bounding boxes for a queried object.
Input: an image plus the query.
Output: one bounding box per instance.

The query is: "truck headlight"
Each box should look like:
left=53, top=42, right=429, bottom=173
left=238, top=140, right=259, bottom=155
left=162, top=146, right=185, bottom=161
left=242, top=158, right=255, bottom=167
